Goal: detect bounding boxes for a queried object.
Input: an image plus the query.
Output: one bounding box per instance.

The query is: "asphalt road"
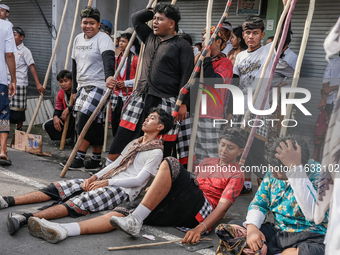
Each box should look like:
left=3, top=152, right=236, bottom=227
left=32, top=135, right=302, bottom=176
left=0, top=125, right=256, bottom=255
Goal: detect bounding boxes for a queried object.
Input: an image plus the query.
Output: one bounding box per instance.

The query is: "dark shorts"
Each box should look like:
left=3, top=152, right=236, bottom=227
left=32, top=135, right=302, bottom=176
left=43, top=116, right=75, bottom=140
left=113, top=157, right=205, bottom=228
left=0, top=84, right=10, bottom=133
left=76, top=112, right=104, bottom=145
left=10, top=110, right=25, bottom=123
left=228, top=220, right=325, bottom=255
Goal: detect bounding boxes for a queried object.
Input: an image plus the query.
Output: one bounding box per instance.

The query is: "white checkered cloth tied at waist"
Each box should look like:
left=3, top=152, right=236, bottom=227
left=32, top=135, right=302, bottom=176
left=9, top=85, right=27, bottom=110
left=74, top=86, right=108, bottom=123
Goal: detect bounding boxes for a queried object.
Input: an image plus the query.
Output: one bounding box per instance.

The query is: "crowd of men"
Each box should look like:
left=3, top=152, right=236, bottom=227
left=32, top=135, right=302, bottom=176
left=0, top=1, right=339, bottom=254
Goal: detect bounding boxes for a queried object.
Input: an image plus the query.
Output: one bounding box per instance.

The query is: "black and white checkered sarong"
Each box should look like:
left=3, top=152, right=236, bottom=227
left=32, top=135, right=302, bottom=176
left=176, top=197, right=213, bottom=233
left=53, top=179, right=129, bottom=216
left=74, top=86, right=108, bottom=123
left=9, top=85, right=27, bottom=110
left=111, top=92, right=128, bottom=111
left=195, top=118, right=221, bottom=163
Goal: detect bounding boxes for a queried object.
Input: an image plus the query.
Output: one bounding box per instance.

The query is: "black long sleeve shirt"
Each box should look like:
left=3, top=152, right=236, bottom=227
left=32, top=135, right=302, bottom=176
left=132, top=9, right=194, bottom=106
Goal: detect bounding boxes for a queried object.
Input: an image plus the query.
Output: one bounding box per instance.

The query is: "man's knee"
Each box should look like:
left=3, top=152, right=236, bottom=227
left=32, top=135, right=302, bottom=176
left=163, top=156, right=182, bottom=181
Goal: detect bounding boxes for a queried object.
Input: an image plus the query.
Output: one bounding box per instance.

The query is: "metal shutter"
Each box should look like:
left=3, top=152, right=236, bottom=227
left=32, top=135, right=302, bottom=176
left=176, top=0, right=266, bottom=45
left=285, top=0, right=340, bottom=153
left=2, top=0, right=52, bottom=96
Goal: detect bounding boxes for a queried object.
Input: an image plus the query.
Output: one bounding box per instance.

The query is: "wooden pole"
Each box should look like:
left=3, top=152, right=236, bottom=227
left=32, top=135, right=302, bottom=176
left=61, top=0, right=157, bottom=177
left=27, top=0, right=70, bottom=134
left=280, top=0, right=315, bottom=137
left=103, top=0, right=120, bottom=152
left=107, top=238, right=212, bottom=251
left=241, top=0, right=292, bottom=124
left=238, top=0, right=297, bottom=167
left=59, top=0, right=81, bottom=150
left=187, top=0, right=213, bottom=172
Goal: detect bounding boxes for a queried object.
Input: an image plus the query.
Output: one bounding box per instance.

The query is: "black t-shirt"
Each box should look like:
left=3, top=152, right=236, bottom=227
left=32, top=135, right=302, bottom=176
left=132, top=9, right=194, bottom=106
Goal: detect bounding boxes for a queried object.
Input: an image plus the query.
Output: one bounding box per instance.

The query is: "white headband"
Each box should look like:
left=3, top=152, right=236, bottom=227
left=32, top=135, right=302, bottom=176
left=222, top=24, right=232, bottom=31
left=0, top=4, right=9, bottom=11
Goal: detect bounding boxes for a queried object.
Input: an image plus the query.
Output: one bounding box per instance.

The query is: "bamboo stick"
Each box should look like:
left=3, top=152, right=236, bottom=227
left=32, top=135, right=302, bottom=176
left=61, top=0, right=157, bottom=177
left=239, top=0, right=298, bottom=167
left=107, top=238, right=212, bottom=251
left=59, top=0, right=81, bottom=150
left=103, top=0, right=121, bottom=152
left=280, top=0, right=315, bottom=137
left=27, top=0, right=70, bottom=134
left=187, top=0, right=214, bottom=172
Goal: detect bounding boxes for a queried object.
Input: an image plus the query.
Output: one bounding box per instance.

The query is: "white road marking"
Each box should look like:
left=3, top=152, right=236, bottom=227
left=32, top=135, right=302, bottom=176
left=0, top=168, right=215, bottom=254
left=0, top=168, right=47, bottom=189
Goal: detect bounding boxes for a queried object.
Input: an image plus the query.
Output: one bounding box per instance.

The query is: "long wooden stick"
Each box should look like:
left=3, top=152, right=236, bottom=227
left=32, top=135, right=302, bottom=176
left=172, top=0, right=233, bottom=117
left=59, top=0, right=81, bottom=150
left=103, top=0, right=121, bottom=152
left=242, top=0, right=292, bottom=124
left=107, top=238, right=212, bottom=251
left=280, top=0, right=315, bottom=137
left=61, top=0, right=156, bottom=177
left=239, top=0, right=297, bottom=166
left=187, top=0, right=214, bottom=172
left=27, top=0, right=70, bottom=134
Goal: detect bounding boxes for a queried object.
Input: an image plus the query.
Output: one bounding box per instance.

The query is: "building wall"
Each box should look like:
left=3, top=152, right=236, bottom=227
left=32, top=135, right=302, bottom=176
left=2, top=0, right=53, bottom=97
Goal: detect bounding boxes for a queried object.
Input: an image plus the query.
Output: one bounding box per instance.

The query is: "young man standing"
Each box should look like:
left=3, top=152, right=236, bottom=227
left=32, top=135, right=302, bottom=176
left=9, top=27, right=45, bottom=131
left=0, top=3, right=10, bottom=23
left=1, top=108, right=173, bottom=236
left=232, top=4, right=292, bottom=194
left=106, top=3, right=194, bottom=166
left=194, top=26, right=233, bottom=162
left=220, top=21, right=233, bottom=56
left=0, top=17, right=16, bottom=165
left=63, top=6, right=115, bottom=170
left=110, top=32, right=139, bottom=137
left=26, top=128, right=245, bottom=244
left=312, top=55, right=340, bottom=162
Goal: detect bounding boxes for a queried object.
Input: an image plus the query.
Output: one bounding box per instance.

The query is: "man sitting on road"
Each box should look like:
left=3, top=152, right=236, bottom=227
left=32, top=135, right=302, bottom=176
left=26, top=128, right=246, bottom=244
left=0, top=108, right=173, bottom=236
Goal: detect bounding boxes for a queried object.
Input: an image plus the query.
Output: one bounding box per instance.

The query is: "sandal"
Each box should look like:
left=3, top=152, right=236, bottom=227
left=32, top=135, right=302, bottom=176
left=0, top=155, right=12, bottom=166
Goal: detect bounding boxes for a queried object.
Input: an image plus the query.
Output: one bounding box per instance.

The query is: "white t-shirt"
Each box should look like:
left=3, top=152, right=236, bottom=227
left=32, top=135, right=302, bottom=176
left=233, top=43, right=273, bottom=111
left=323, top=57, right=340, bottom=104
left=282, top=47, right=297, bottom=70
left=95, top=140, right=163, bottom=201
left=7, top=43, right=34, bottom=87
left=0, top=19, right=16, bottom=85
left=222, top=40, right=233, bottom=56
left=71, top=31, right=115, bottom=90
